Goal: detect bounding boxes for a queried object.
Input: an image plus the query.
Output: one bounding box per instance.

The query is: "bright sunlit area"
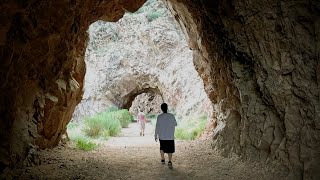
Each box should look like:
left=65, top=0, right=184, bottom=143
left=66, top=0, right=213, bottom=151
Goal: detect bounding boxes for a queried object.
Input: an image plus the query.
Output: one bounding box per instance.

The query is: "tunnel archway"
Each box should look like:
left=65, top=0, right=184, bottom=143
left=122, top=87, right=162, bottom=110
left=0, top=0, right=319, bottom=178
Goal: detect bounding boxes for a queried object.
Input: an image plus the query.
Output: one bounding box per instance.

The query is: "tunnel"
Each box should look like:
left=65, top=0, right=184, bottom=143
left=0, top=0, right=319, bottom=178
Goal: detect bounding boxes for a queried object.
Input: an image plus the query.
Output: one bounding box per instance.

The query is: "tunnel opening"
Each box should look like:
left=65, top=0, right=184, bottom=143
left=0, top=0, right=319, bottom=178
left=129, top=92, right=163, bottom=116
left=67, top=0, right=214, bottom=150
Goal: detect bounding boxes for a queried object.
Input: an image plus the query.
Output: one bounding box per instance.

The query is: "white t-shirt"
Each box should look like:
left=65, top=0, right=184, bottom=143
left=155, top=113, right=177, bottom=140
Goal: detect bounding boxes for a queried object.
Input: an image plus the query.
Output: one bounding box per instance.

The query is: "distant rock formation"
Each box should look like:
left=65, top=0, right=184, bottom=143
left=72, top=0, right=212, bottom=122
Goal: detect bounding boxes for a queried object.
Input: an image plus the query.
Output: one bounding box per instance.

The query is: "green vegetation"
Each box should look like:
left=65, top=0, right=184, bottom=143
left=146, top=11, right=162, bottom=22
left=67, top=122, right=98, bottom=151
left=130, top=0, right=165, bottom=22
left=175, top=115, right=207, bottom=140
left=146, top=113, right=157, bottom=125
left=83, top=109, right=132, bottom=137
left=76, top=137, right=97, bottom=151
left=106, top=106, right=118, bottom=112
left=146, top=113, right=157, bottom=119
left=67, top=109, right=133, bottom=151
left=113, top=109, right=133, bottom=127
left=150, top=118, right=157, bottom=126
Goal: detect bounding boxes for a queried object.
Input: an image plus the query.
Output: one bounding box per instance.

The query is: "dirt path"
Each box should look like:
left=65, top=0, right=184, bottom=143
left=11, top=123, right=290, bottom=180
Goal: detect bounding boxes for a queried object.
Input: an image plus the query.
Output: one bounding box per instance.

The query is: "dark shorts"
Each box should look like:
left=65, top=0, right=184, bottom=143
left=159, top=140, right=175, bottom=153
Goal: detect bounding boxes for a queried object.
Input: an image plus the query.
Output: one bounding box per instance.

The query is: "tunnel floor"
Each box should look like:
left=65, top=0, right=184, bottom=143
left=12, top=123, right=290, bottom=179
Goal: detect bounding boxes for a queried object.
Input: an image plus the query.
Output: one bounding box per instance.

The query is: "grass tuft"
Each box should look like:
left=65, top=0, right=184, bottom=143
left=67, top=109, right=133, bottom=151
left=175, top=115, right=207, bottom=140
left=76, top=137, right=97, bottom=151
left=82, top=109, right=132, bottom=137
left=112, top=109, right=133, bottom=128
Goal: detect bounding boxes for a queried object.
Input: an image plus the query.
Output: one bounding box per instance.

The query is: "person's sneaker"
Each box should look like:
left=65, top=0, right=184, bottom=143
left=168, top=161, right=173, bottom=169
left=161, top=159, right=165, bottom=164
left=140, top=132, right=142, bottom=136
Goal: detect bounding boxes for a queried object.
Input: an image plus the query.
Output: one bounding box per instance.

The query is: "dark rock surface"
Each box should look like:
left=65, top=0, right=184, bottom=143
left=164, top=0, right=319, bottom=178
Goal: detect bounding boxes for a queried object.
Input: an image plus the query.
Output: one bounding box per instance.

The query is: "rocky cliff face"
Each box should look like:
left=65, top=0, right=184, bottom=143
left=164, top=0, right=320, bottom=178
left=0, top=0, right=319, bottom=178
left=72, top=0, right=212, bottom=122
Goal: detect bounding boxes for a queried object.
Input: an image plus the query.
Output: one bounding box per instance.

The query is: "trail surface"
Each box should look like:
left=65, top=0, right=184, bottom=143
left=12, top=123, right=290, bottom=180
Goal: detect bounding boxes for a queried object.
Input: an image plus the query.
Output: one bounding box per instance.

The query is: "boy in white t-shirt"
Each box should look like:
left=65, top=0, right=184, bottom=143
left=154, top=103, right=177, bottom=169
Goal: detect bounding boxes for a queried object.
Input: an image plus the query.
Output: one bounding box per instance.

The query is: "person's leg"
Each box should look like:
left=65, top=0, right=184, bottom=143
left=142, top=123, right=145, bottom=136
left=168, top=153, right=172, bottom=162
left=160, top=150, right=165, bottom=160
left=167, top=140, right=174, bottom=169
left=168, top=153, right=173, bottom=169
left=160, top=140, right=165, bottom=164
left=139, top=124, right=143, bottom=136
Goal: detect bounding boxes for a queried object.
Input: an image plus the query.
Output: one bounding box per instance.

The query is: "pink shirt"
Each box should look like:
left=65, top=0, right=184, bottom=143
left=137, top=113, right=146, bottom=123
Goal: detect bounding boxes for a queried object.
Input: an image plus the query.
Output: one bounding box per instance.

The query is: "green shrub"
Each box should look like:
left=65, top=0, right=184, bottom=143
left=67, top=123, right=84, bottom=141
left=112, top=109, right=133, bottom=128
left=82, top=109, right=132, bottom=138
left=150, top=118, right=157, bottom=126
left=146, top=11, right=162, bottom=22
left=83, top=111, right=122, bottom=137
left=146, top=114, right=157, bottom=119
left=76, top=137, right=97, bottom=151
left=82, top=117, right=103, bottom=137
left=106, top=106, right=118, bottom=112
left=175, top=115, right=207, bottom=140
left=175, top=128, right=193, bottom=140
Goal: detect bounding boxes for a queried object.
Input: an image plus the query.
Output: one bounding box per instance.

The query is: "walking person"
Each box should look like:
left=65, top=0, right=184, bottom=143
left=154, top=103, right=177, bottom=169
left=137, top=111, right=147, bottom=136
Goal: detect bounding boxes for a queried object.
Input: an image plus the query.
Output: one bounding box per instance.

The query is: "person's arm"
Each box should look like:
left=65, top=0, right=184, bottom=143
left=173, top=115, right=177, bottom=126
left=142, top=115, right=146, bottom=123
left=155, top=118, right=159, bottom=142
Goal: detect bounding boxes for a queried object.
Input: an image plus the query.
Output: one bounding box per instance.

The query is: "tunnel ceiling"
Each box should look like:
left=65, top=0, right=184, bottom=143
left=102, top=73, right=164, bottom=109
left=122, top=87, right=162, bottom=110
left=0, top=0, right=319, bottom=178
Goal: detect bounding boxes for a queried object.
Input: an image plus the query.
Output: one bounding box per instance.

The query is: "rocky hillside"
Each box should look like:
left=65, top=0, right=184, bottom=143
left=72, top=0, right=212, bottom=122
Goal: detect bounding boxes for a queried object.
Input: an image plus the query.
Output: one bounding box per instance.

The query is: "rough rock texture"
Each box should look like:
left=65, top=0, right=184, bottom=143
left=72, top=1, right=211, bottom=123
left=0, top=0, right=146, bottom=171
left=164, top=0, right=320, bottom=179
left=129, top=93, right=163, bottom=116
left=0, top=0, right=319, bottom=178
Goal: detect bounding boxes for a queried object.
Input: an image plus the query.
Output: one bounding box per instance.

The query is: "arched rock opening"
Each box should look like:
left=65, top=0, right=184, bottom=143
left=0, top=0, right=319, bottom=178
left=122, top=87, right=162, bottom=110
left=129, top=93, right=163, bottom=115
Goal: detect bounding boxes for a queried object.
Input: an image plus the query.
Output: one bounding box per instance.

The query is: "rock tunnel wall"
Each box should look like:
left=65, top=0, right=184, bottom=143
left=0, top=0, right=146, bottom=170
left=0, top=0, right=319, bottom=178
left=163, top=0, right=320, bottom=178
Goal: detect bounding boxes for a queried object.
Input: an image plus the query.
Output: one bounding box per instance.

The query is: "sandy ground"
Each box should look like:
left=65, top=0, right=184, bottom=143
left=9, top=123, right=291, bottom=180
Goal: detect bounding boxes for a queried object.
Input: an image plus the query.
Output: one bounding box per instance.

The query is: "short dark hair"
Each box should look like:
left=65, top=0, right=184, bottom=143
left=161, top=103, right=168, bottom=113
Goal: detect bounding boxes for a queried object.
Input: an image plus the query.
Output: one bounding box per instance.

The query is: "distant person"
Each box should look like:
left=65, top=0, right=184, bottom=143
left=154, top=103, right=177, bottom=169
left=137, top=111, right=147, bottom=136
